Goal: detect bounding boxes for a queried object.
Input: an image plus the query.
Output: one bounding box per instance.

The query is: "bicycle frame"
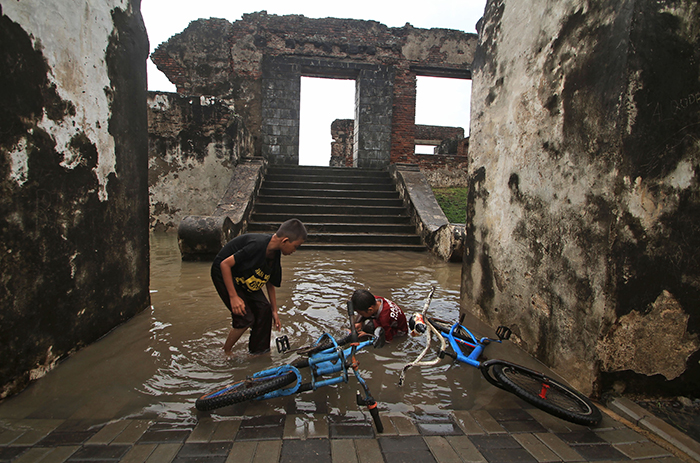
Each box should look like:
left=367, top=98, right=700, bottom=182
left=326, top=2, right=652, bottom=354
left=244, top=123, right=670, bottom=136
left=254, top=333, right=376, bottom=401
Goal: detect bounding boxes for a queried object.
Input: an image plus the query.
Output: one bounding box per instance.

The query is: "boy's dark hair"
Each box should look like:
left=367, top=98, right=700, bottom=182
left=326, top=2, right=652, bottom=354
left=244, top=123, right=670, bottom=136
left=276, top=218, right=307, bottom=242
left=351, top=289, right=376, bottom=314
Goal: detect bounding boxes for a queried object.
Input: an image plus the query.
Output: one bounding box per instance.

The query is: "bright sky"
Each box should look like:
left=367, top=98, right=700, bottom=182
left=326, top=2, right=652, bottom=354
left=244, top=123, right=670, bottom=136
left=141, top=0, right=486, bottom=165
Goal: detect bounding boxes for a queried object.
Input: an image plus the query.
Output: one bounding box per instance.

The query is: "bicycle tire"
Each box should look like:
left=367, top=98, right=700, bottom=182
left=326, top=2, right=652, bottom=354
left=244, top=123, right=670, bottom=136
left=492, top=363, right=602, bottom=426
left=195, top=371, right=296, bottom=411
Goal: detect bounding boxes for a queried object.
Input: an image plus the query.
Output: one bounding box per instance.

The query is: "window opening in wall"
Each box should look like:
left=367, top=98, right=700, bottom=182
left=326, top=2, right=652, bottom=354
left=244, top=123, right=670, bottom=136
left=415, top=76, right=471, bottom=155
left=299, top=76, right=355, bottom=166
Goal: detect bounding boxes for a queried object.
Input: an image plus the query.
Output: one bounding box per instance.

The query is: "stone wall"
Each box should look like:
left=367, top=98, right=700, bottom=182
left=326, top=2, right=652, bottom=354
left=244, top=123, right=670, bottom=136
left=148, top=92, right=253, bottom=231
left=466, top=0, right=700, bottom=397
left=0, top=1, right=150, bottom=397
left=150, top=13, right=476, bottom=167
left=331, top=120, right=470, bottom=187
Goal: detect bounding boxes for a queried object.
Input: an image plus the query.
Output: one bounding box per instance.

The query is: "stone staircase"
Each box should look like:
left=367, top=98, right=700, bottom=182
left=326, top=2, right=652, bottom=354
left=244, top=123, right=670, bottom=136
left=246, top=165, right=425, bottom=251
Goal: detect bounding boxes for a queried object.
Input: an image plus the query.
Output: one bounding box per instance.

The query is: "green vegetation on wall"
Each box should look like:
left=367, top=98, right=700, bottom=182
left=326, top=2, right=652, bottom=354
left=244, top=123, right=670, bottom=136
left=432, top=187, right=468, bottom=224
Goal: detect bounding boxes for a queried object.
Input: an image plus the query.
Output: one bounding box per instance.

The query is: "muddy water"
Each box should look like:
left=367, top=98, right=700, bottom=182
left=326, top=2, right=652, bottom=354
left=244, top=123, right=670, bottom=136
left=2, top=233, right=531, bottom=424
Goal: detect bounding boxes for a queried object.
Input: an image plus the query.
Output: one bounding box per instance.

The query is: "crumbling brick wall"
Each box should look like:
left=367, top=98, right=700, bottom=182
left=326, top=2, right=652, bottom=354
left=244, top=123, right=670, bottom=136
left=332, top=120, right=469, bottom=187
left=150, top=12, right=476, bottom=168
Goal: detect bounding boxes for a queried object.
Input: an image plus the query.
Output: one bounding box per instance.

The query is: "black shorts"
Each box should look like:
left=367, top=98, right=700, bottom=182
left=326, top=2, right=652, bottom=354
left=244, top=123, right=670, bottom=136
left=212, top=269, right=273, bottom=354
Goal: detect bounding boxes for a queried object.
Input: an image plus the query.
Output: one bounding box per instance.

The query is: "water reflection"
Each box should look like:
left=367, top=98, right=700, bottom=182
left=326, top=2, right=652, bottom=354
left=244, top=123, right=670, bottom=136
left=144, top=233, right=484, bottom=420
left=1, top=233, right=522, bottom=424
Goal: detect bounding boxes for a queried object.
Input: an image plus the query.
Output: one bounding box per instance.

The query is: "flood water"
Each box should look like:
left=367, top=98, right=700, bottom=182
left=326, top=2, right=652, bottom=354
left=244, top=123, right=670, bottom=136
left=1, top=233, right=537, bottom=425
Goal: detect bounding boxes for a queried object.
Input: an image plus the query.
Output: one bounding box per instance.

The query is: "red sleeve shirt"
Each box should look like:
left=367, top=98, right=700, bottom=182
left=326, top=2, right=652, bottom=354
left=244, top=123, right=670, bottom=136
left=371, top=297, right=408, bottom=342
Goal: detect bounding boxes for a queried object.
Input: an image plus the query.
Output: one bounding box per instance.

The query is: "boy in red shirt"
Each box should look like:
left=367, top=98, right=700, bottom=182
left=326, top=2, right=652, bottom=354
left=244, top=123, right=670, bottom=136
left=351, top=289, right=408, bottom=342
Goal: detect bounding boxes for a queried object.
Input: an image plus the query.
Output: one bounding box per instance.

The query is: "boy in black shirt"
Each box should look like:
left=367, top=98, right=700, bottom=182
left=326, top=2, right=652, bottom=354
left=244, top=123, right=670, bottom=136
left=211, top=218, right=307, bottom=355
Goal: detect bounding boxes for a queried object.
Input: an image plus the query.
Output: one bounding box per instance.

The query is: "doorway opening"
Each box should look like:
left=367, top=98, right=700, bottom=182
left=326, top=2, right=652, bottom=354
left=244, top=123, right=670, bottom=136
left=299, top=77, right=356, bottom=166
left=415, top=76, right=471, bottom=154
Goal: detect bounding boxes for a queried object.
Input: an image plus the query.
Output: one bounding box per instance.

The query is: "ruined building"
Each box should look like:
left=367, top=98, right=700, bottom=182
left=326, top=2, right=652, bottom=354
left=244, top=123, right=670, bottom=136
left=150, top=1, right=700, bottom=398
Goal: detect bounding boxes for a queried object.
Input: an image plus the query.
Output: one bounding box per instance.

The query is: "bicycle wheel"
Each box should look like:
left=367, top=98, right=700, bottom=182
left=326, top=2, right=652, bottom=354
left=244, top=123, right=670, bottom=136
left=492, top=363, right=602, bottom=426
left=195, top=371, right=296, bottom=411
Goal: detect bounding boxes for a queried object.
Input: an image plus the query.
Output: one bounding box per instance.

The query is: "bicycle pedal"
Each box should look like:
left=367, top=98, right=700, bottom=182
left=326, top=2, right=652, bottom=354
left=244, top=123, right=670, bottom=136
left=275, top=335, right=290, bottom=353
left=496, top=326, right=512, bottom=340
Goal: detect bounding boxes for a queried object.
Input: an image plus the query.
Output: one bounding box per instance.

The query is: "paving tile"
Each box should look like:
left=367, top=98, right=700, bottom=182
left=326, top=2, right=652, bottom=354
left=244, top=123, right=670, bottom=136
left=412, top=414, right=463, bottom=437
left=145, top=443, right=181, bottom=463
left=499, top=419, right=548, bottom=434
left=524, top=409, right=581, bottom=433
left=137, top=429, right=190, bottom=445
left=0, top=429, right=24, bottom=446
left=533, top=433, right=583, bottom=462
left=308, top=414, right=329, bottom=438
left=354, top=438, right=382, bottom=463
left=615, top=440, right=672, bottom=459
left=0, top=446, right=30, bottom=460
left=176, top=442, right=232, bottom=458
left=36, top=430, right=98, bottom=447
left=251, top=439, right=281, bottom=463
left=489, top=409, right=535, bottom=422
left=224, top=441, right=256, bottom=463
left=555, top=430, right=605, bottom=445
left=471, top=410, right=506, bottom=434
left=186, top=418, right=217, bottom=443
left=280, top=438, right=331, bottom=462
left=469, top=434, right=523, bottom=450
left=209, top=420, right=241, bottom=443
left=423, top=436, right=462, bottom=463
left=512, top=433, right=560, bottom=462
left=572, top=443, right=629, bottom=461
left=330, top=439, right=358, bottom=463
left=237, top=414, right=285, bottom=440
left=10, top=419, right=65, bottom=446
left=120, top=444, right=157, bottom=463
left=85, top=420, right=131, bottom=445
left=478, top=447, right=537, bottom=462
left=594, top=427, right=648, bottom=444
left=387, top=414, right=419, bottom=436
left=64, top=444, right=131, bottom=460
left=111, top=420, right=153, bottom=445
left=328, top=415, right=374, bottom=439
left=444, top=435, right=487, bottom=462
left=378, top=436, right=435, bottom=463
left=451, top=411, right=486, bottom=435
left=12, top=447, right=53, bottom=463
left=36, top=445, right=81, bottom=463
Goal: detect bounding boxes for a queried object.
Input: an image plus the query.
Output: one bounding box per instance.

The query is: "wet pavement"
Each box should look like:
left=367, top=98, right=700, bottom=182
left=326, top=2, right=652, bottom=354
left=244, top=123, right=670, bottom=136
left=0, top=396, right=697, bottom=462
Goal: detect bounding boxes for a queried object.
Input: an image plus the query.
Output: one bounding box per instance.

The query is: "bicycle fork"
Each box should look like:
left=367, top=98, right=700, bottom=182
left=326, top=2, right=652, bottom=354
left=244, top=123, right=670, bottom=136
left=349, top=352, right=384, bottom=433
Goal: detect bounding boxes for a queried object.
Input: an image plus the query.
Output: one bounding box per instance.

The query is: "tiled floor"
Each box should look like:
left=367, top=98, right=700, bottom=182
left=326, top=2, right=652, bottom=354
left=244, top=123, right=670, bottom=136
left=0, top=403, right=690, bottom=462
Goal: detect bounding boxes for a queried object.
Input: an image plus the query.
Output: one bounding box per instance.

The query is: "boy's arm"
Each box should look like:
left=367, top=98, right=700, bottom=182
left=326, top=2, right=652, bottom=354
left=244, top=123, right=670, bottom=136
left=267, top=282, right=281, bottom=330
left=220, top=255, right=246, bottom=315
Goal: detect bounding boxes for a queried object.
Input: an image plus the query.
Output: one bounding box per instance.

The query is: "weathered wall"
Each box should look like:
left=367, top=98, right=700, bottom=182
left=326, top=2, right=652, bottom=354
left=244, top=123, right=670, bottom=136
left=150, top=13, right=476, bottom=167
left=0, top=1, right=150, bottom=397
left=465, top=0, right=700, bottom=397
left=148, top=92, right=253, bottom=231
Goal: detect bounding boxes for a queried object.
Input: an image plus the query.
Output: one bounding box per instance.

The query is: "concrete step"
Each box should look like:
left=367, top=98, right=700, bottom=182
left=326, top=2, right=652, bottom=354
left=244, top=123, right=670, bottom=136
left=259, top=187, right=400, bottom=198
left=252, top=203, right=408, bottom=216
left=256, top=195, right=404, bottom=207
left=248, top=222, right=417, bottom=235
left=250, top=213, right=412, bottom=225
left=249, top=166, right=425, bottom=250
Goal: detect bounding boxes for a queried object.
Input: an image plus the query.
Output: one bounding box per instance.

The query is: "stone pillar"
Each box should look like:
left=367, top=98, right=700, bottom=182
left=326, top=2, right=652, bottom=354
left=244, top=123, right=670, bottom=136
left=261, top=56, right=301, bottom=165
left=354, top=65, right=394, bottom=168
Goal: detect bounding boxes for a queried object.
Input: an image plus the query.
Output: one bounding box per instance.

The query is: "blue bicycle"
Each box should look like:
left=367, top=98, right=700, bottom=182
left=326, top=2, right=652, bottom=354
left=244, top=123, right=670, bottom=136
left=400, top=287, right=602, bottom=427
left=195, top=301, right=386, bottom=433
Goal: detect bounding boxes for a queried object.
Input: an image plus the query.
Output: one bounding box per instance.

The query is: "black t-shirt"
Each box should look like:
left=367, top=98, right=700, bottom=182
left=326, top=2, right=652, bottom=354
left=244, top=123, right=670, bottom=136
left=212, top=234, right=281, bottom=292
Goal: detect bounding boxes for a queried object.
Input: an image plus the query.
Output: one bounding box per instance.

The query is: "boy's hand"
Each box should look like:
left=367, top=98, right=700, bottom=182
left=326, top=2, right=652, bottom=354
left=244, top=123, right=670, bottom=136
left=272, top=311, right=281, bottom=330
left=229, top=295, right=245, bottom=315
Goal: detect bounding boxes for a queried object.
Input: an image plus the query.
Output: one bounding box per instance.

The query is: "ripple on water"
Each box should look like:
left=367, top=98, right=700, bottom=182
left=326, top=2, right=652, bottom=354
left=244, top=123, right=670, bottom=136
left=140, top=233, right=471, bottom=420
